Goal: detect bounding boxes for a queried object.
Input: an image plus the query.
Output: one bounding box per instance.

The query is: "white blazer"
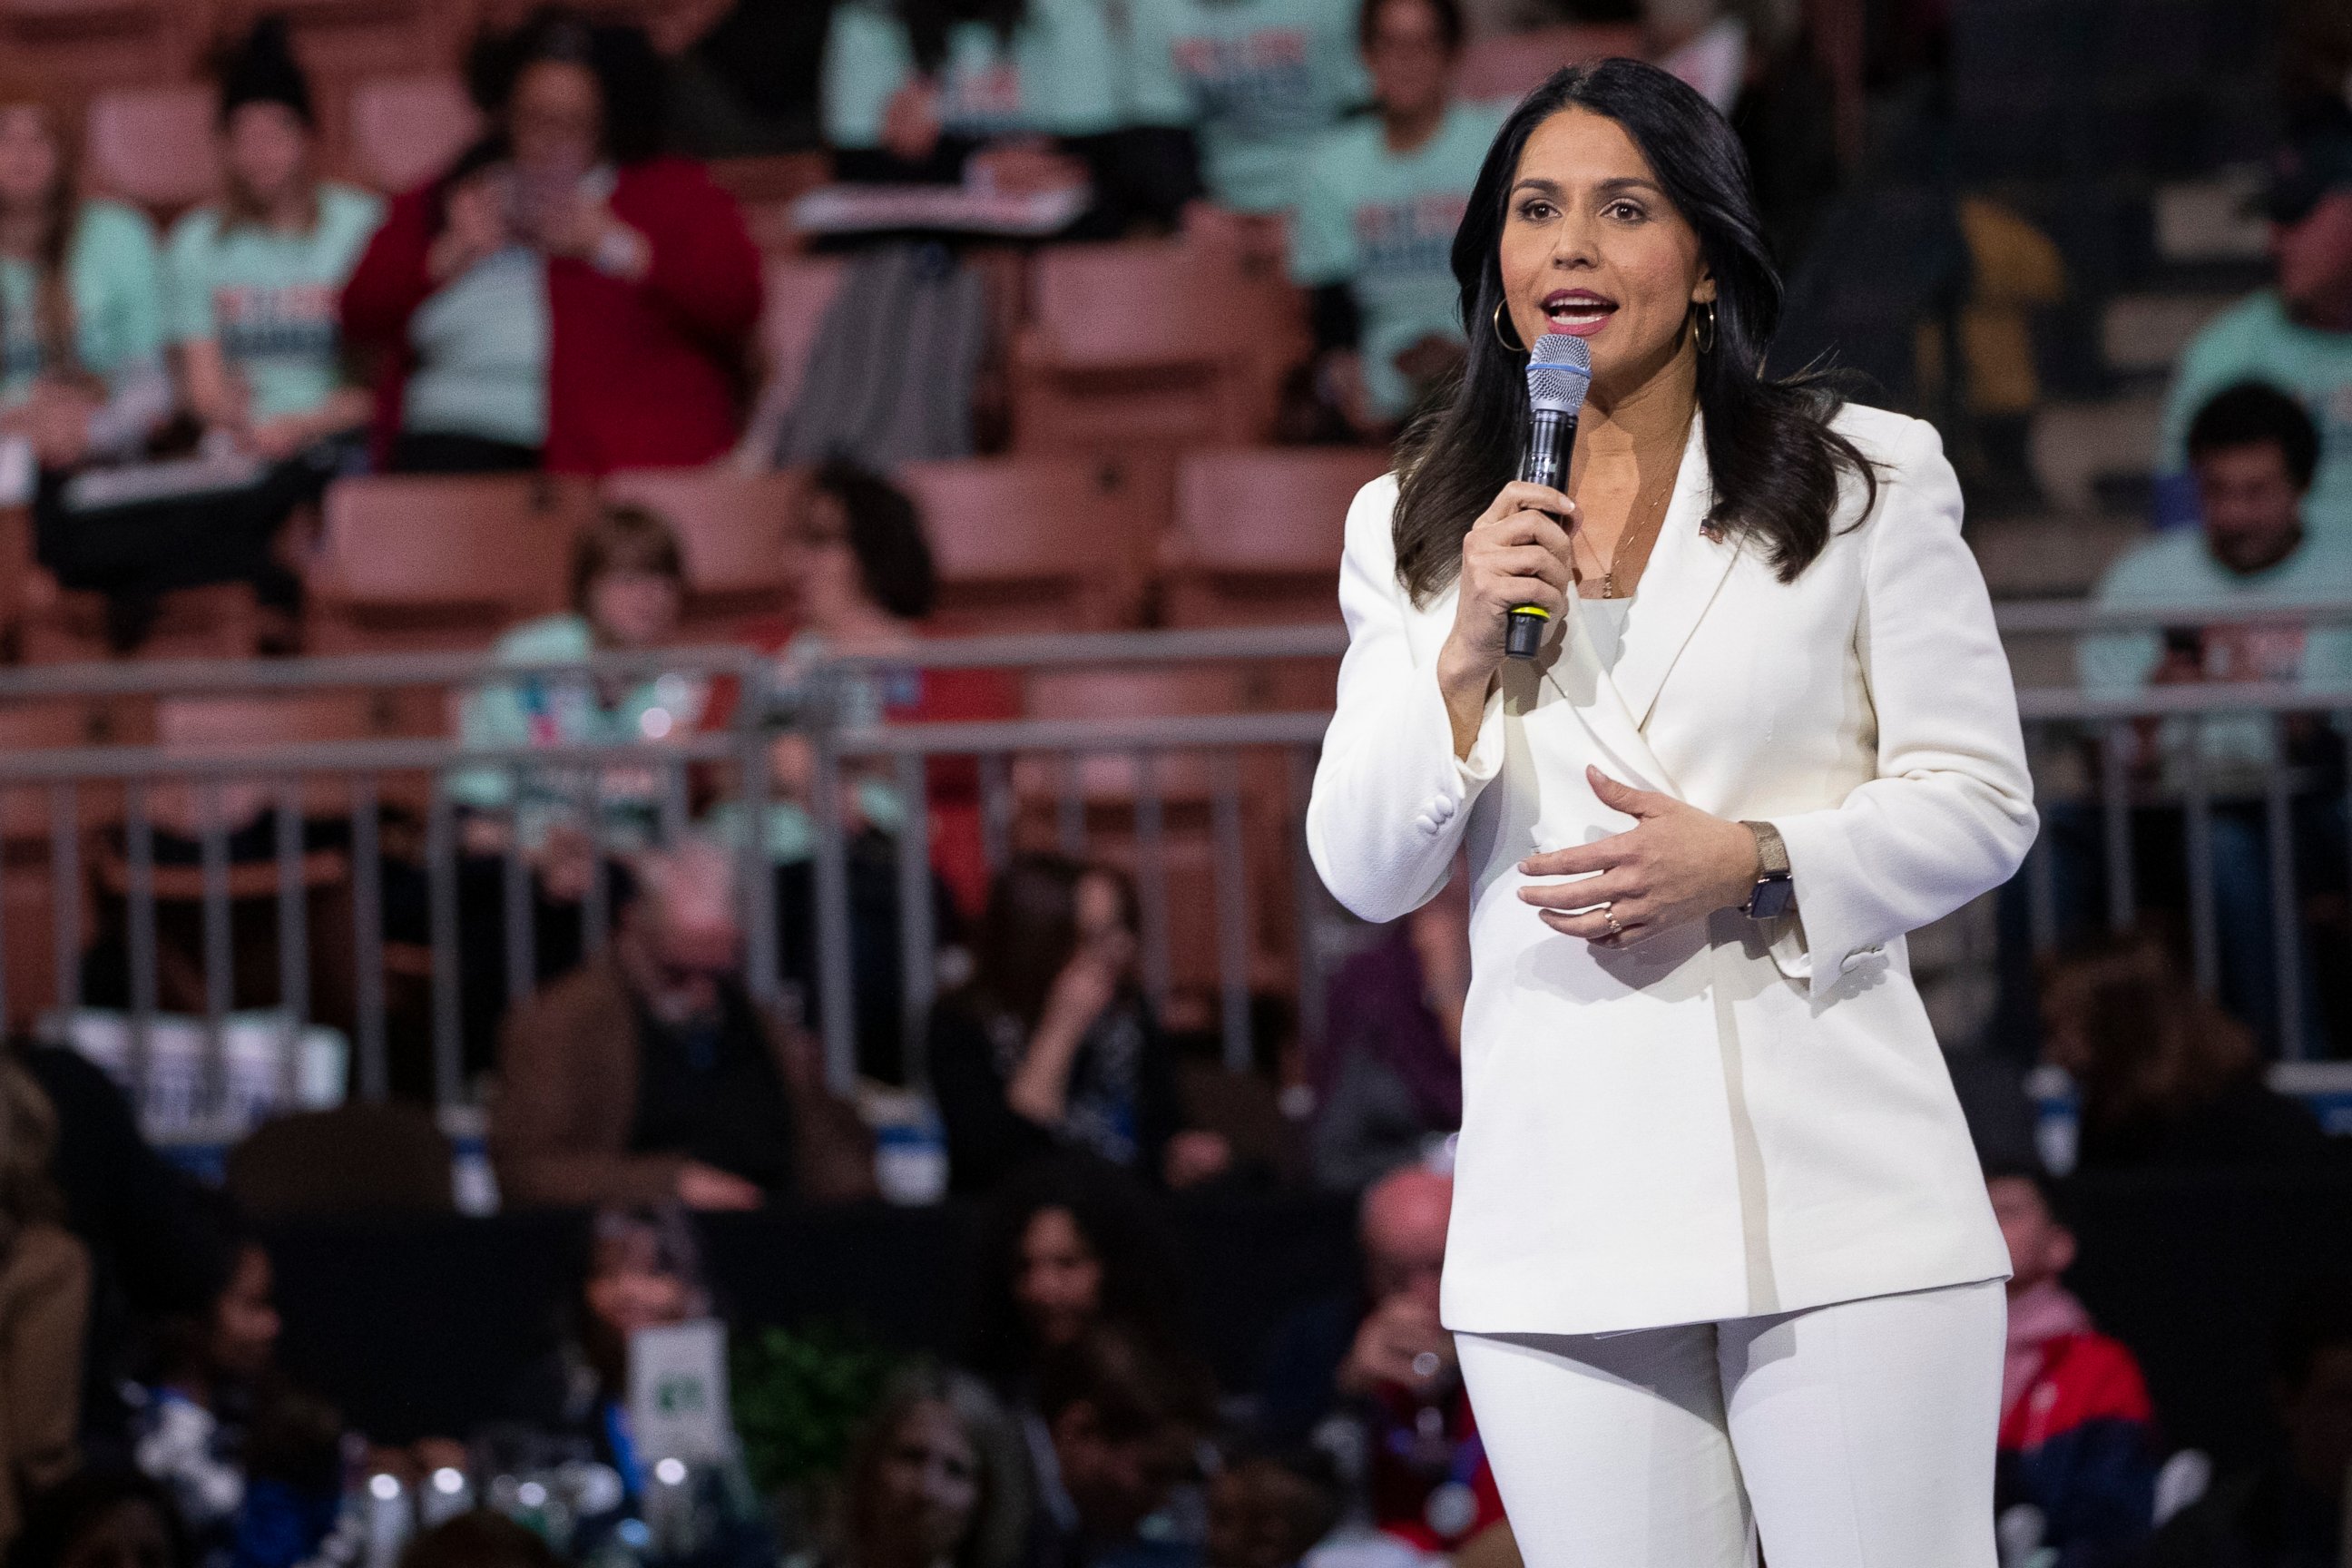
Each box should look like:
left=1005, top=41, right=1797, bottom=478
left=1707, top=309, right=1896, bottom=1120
left=1307, top=404, right=2037, bottom=1336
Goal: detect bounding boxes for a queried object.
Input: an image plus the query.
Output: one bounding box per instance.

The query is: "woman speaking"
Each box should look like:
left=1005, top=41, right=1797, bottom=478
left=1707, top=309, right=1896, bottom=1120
left=1306, top=58, right=2036, bottom=1568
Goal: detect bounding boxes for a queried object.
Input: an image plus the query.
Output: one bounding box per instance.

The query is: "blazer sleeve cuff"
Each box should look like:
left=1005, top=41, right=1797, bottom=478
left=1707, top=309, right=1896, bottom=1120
left=1760, top=811, right=1888, bottom=996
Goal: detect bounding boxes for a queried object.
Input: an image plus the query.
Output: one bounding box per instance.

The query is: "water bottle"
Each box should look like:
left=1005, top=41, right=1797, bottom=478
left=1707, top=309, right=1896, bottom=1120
left=2025, top=1064, right=2079, bottom=1178
left=363, top=1474, right=412, bottom=1568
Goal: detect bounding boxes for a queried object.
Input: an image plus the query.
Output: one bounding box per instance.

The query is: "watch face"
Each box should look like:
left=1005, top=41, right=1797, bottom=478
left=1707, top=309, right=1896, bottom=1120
left=1749, top=877, right=1795, bottom=921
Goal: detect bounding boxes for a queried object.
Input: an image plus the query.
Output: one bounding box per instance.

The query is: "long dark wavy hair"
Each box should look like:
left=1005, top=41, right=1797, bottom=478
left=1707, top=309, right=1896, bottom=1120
left=1391, top=58, right=1876, bottom=601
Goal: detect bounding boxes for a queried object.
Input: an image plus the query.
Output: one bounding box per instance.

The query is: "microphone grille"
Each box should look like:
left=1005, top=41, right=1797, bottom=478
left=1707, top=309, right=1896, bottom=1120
left=1526, top=333, right=1592, bottom=416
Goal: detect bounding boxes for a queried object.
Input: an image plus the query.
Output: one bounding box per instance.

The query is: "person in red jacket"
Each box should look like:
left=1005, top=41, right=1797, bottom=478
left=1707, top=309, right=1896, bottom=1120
left=339, top=8, right=760, bottom=475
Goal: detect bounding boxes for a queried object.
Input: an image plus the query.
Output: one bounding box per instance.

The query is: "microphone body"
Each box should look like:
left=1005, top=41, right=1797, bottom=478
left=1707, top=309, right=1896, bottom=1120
left=1506, top=333, right=1592, bottom=661
left=1505, top=407, right=1576, bottom=659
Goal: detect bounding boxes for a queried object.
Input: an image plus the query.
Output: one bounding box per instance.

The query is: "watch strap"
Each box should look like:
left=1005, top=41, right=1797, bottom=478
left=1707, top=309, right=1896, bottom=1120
left=1740, top=820, right=1792, bottom=917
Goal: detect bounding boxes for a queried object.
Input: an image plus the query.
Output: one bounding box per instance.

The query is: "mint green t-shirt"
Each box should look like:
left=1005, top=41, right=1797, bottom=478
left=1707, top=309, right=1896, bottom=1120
left=823, top=0, right=1126, bottom=148
left=0, top=200, right=163, bottom=405
left=2080, top=527, right=2352, bottom=785
left=1290, top=101, right=1504, bottom=417
left=164, top=182, right=384, bottom=424
left=402, top=247, right=550, bottom=447
left=2158, top=291, right=2352, bottom=544
left=1123, top=0, right=1370, bottom=213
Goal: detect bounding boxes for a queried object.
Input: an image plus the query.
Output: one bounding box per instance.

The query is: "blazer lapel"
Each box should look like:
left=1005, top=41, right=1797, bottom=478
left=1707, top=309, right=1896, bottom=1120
left=1608, top=415, right=1742, bottom=731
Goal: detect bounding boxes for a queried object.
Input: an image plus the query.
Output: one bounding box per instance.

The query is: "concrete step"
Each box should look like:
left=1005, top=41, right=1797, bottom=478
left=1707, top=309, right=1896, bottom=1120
left=2028, top=393, right=2167, bottom=514
left=1971, top=510, right=2144, bottom=601
left=2102, top=290, right=2238, bottom=377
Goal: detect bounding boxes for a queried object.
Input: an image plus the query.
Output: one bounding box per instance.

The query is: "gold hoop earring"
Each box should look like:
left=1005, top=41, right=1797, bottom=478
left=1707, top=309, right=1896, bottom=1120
left=1692, top=300, right=1717, bottom=354
left=1492, top=299, right=1525, bottom=354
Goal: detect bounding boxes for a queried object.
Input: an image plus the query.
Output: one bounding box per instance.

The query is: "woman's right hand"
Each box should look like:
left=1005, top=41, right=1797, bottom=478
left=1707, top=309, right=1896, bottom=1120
left=1436, top=482, right=1575, bottom=747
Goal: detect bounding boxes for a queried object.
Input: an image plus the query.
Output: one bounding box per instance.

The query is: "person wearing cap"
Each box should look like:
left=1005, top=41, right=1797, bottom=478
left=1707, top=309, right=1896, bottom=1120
left=167, top=18, right=382, bottom=466
left=340, top=7, right=761, bottom=475
left=2154, top=129, right=2352, bottom=542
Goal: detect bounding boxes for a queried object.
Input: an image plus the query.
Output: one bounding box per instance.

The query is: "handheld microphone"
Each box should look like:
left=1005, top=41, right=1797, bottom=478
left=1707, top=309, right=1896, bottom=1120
left=1505, top=333, right=1592, bottom=661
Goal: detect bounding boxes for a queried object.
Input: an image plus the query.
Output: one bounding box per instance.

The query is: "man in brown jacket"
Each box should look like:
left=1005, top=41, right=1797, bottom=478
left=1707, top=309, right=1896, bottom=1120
left=491, top=841, right=875, bottom=1210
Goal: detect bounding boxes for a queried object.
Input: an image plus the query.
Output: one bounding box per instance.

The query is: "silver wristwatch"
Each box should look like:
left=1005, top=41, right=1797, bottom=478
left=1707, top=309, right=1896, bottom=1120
left=1740, top=820, right=1794, bottom=920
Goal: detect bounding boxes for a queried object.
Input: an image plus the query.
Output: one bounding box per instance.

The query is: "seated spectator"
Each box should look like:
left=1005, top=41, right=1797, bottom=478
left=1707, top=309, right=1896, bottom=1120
left=18, top=1043, right=216, bottom=1463
left=929, top=858, right=1230, bottom=1195
left=1254, top=1167, right=1501, bottom=1555
left=340, top=7, right=760, bottom=475
left=128, top=1230, right=279, bottom=1554
left=506, top=1208, right=710, bottom=1496
left=1124, top=0, right=1370, bottom=223
left=1, top=1060, right=90, bottom=1556
left=1986, top=1165, right=2159, bottom=1568
left=5, top=1470, right=187, bottom=1568
left=1290, top=0, right=1501, bottom=436
left=169, top=19, right=380, bottom=467
left=2081, top=381, right=2352, bottom=1054
left=490, top=839, right=877, bottom=1210
left=1307, top=876, right=1466, bottom=1192
left=2040, top=931, right=2333, bottom=1169
left=965, top=1162, right=1191, bottom=1396
left=1032, top=1327, right=1215, bottom=1568
left=2141, top=1272, right=2352, bottom=1567
left=1202, top=1449, right=1340, bottom=1568
left=826, top=1367, right=1030, bottom=1568
left=2156, top=129, right=2352, bottom=543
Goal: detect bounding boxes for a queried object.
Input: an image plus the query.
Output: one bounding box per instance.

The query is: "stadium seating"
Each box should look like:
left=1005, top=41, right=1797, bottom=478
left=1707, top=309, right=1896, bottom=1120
left=898, top=455, right=1160, bottom=633
left=1161, top=446, right=1389, bottom=627
left=600, top=466, right=802, bottom=635
left=1009, top=239, right=1308, bottom=456
left=305, top=474, right=571, bottom=654
left=0, top=0, right=211, bottom=99
left=85, top=84, right=221, bottom=216
left=1457, top=22, right=1648, bottom=102
left=347, top=70, right=480, bottom=193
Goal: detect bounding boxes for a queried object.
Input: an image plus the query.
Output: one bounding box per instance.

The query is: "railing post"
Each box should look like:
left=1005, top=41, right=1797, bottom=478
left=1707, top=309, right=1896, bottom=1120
left=808, top=673, right=858, bottom=1094
left=1211, top=752, right=1252, bottom=1074
left=894, top=751, right=935, bottom=1086
left=2263, top=719, right=2305, bottom=1059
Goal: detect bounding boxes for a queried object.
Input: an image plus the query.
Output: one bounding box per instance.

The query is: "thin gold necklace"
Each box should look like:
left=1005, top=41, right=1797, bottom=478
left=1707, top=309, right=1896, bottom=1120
left=1574, top=478, right=1674, bottom=599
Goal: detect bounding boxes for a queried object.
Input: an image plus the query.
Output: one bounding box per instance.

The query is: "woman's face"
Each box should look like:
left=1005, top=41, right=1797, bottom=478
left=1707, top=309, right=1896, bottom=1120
left=507, top=59, right=603, bottom=175
left=871, top=1400, right=984, bottom=1567
left=0, top=104, right=61, bottom=211
left=1015, top=1206, right=1103, bottom=1349
left=224, top=102, right=310, bottom=210
left=60, top=1502, right=174, bottom=1568
left=787, top=490, right=871, bottom=631
left=588, top=567, right=681, bottom=649
left=584, top=1229, right=698, bottom=1341
left=1366, top=0, right=1455, bottom=124
left=211, top=1245, right=282, bottom=1381
left=1497, top=107, right=1713, bottom=403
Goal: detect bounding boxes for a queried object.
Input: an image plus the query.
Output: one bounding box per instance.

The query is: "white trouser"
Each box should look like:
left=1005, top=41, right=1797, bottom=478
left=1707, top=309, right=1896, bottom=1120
left=1455, top=1279, right=2007, bottom=1568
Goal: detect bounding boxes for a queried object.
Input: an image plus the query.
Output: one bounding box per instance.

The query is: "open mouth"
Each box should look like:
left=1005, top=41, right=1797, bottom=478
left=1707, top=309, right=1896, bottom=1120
left=1542, top=289, right=1616, bottom=335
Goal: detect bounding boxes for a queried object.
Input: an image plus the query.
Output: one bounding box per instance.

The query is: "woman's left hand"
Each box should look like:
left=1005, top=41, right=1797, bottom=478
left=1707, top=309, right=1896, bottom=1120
left=1517, top=768, right=1760, bottom=946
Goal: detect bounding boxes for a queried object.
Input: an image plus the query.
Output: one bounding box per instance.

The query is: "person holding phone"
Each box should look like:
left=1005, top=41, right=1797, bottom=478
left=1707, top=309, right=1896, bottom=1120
left=340, top=7, right=760, bottom=476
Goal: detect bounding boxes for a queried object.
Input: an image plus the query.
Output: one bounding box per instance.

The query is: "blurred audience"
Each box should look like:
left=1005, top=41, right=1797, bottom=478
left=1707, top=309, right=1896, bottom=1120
left=2082, top=382, right=2352, bottom=1054
left=340, top=7, right=760, bottom=475
left=2040, top=932, right=2334, bottom=1170
left=1988, top=1165, right=2160, bottom=1568
left=396, top=1511, right=562, bottom=1568
left=1125, top=0, right=1369, bottom=226
left=506, top=1207, right=710, bottom=1496
left=170, top=21, right=379, bottom=468
left=1308, top=877, right=1467, bottom=1193
left=490, top=838, right=877, bottom=1210
left=827, top=1367, right=1030, bottom=1568
left=0, top=82, right=168, bottom=485
left=930, top=858, right=1230, bottom=1195
left=965, top=1162, right=1191, bottom=1398
left=1256, top=1166, right=1501, bottom=1555
left=1201, top=1448, right=1340, bottom=1568
left=1290, top=0, right=1498, bottom=438
left=1030, top=1326, right=1215, bottom=1568
left=2157, top=128, right=2352, bottom=543
left=4, top=1470, right=186, bottom=1568
left=2141, top=1272, right=2352, bottom=1567
left=1, top=1061, right=90, bottom=1556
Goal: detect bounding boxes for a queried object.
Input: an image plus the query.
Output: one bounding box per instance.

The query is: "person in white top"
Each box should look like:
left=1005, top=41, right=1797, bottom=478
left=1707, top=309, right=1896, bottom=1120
left=1305, top=58, right=2038, bottom=1568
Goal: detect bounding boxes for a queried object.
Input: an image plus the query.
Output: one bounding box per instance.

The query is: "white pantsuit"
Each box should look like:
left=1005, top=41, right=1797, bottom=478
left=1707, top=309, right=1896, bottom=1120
left=1305, top=405, right=2037, bottom=1563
